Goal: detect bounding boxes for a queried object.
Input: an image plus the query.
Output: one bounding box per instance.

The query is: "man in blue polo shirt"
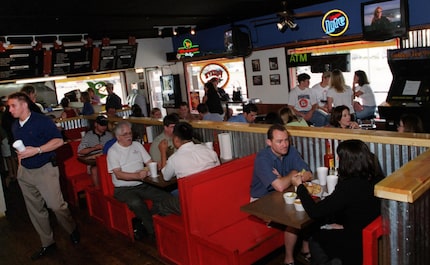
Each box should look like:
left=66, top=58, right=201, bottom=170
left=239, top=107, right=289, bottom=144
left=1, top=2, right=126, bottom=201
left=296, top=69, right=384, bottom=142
left=251, top=124, right=313, bottom=265
left=8, top=92, right=79, bottom=261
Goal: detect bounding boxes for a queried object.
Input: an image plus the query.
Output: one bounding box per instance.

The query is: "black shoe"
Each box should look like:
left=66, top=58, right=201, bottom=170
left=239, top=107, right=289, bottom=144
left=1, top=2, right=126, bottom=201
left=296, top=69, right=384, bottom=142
left=31, top=243, right=57, bottom=260
left=70, top=228, right=80, bottom=244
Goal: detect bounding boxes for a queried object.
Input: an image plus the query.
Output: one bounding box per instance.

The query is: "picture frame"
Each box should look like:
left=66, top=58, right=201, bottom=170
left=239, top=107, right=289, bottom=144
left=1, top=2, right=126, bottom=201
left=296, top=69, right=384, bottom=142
left=253, top=75, right=263, bottom=86
left=252, top=59, right=261, bottom=72
left=269, top=57, right=278, bottom=70
left=270, top=74, right=280, bottom=85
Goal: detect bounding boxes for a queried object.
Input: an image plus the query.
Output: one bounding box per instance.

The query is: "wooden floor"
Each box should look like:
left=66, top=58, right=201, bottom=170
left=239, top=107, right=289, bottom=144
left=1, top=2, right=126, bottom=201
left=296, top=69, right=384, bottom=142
left=0, top=179, right=290, bottom=265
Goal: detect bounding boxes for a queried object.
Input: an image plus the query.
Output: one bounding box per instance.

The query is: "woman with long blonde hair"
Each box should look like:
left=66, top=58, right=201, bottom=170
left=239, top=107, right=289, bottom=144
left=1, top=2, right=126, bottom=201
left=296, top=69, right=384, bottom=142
left=326, top=69, right=355, bottom=118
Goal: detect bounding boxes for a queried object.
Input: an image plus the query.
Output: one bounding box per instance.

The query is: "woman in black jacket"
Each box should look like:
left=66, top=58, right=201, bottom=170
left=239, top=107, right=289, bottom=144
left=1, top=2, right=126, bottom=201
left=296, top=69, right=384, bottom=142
left=292, top=139, right=384, bottom=265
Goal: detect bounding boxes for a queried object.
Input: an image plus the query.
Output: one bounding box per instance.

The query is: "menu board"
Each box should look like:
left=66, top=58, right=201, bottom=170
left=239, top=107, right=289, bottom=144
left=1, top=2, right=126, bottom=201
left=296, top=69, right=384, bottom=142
left=0, top=49, right=44, bottom=81
left=99, top=44, right=137, bottom=71
left=51, top=46, right=93, bottom=75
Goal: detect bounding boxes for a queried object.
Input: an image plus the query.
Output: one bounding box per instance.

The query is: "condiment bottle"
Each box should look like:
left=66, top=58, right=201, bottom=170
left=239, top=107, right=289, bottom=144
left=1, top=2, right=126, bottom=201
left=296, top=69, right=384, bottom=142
left=324, top=139, right=335, bottom=172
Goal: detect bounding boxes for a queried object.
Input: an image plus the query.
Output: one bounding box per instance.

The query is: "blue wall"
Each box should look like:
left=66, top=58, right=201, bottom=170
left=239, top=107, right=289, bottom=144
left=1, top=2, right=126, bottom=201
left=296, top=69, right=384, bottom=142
left=172, top=0, right=428, bottom=54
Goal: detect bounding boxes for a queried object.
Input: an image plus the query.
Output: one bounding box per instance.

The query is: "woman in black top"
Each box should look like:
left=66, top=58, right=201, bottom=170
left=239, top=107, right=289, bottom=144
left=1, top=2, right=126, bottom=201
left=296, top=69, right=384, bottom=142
left=202, top=79, right=224, bottom=115
left=292, top=139, right=384, bottom=265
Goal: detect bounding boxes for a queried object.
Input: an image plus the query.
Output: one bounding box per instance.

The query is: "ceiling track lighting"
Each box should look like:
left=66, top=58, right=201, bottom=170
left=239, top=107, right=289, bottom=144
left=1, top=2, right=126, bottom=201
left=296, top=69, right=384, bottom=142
left=277, top=18, right=299, bottom=33
left=153, top=25, right=196, bottom=37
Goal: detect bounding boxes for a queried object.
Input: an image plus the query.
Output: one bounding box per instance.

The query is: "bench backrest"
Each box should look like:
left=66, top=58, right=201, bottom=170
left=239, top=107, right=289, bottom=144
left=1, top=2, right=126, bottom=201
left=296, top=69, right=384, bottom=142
left=96, top=154, right=115, bottom=197
left=57, top=140, right=87, bottom=178
left=179, top=154, right=256, bottom=236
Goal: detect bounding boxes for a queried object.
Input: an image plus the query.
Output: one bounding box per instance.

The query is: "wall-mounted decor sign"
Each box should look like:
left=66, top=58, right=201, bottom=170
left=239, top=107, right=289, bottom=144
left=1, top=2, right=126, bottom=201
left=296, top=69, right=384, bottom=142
left=322, top=9, right=349, bottom=37
left=177, top=39, right=200, bottom=59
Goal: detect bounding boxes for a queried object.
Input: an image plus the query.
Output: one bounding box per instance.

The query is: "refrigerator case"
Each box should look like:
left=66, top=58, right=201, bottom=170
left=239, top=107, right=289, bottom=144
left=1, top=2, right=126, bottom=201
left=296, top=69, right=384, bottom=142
left=160, top=74, right=182, bottom=108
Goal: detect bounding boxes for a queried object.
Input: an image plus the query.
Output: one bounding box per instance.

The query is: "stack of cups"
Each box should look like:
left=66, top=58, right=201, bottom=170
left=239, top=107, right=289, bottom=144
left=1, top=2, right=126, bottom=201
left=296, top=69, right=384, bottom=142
left=316, top=166, right=328, bottom=186
left=327, top=174, right=339, bottom=195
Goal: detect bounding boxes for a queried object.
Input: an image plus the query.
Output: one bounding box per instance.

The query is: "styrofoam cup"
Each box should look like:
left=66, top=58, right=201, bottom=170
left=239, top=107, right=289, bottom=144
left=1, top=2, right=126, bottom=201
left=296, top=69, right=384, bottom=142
left=294, top=199, right=305, bottom=211
left=13, top=140, right=26, bottom=152
left=148, top=162, right=158, bottom=178
left=283, top=192, right=297, bottom=204
left=316, top=166, right=328, bottom=186
left=327, top=174, right=339, bottom=195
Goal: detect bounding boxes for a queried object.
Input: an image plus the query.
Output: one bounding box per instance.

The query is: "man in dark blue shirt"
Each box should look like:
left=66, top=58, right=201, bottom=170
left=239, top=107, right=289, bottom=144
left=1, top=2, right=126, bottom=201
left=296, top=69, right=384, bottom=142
left=8, top=92, right=79, bottom=261
left=251, top=124, right=313, bottom=265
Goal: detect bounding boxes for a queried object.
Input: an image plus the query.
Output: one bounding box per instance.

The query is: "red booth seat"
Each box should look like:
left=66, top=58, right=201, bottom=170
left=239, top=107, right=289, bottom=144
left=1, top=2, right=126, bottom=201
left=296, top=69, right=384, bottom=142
left=363, top=215, right=386, bottom=265
left=57, top=140, right=93, bottom=207
left=153, top=154, right=284, bottom=265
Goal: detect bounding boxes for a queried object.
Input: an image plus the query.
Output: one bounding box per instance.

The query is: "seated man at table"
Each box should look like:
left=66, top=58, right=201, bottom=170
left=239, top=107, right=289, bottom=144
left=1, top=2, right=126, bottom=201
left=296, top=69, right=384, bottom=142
left=107, top=121, right=173, bottom=241
left=251, top=124, right=313, bottom=265
left=78, top=115, right=113, bottom=187
left=149, top=113, right=179, bottom=164
left=157, top=122, right=220, bottom=215
left=227, top=103, right=258, bottom=123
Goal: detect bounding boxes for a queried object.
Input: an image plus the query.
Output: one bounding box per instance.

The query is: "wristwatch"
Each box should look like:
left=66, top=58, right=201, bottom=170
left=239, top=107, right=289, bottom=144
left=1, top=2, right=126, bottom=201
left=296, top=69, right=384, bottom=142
left=38, top=147, right=42, bottom=154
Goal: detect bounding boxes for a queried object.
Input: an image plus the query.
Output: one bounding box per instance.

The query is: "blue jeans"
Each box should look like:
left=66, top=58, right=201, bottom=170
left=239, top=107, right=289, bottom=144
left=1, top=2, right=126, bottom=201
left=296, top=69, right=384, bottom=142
left=355, top=106, right=376, bottom=120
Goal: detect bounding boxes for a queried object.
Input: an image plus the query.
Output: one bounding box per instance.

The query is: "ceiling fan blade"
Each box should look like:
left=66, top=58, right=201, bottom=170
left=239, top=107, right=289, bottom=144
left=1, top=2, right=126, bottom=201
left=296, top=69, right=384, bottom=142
left=292, top=10, right=323, bottom=19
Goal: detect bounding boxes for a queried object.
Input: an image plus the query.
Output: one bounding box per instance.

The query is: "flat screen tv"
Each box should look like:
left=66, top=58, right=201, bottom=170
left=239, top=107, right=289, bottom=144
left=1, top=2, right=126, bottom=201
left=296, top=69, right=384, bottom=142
left=224, top=26, right=252, bottom=57
left=361, top=0, right=409, bottom=41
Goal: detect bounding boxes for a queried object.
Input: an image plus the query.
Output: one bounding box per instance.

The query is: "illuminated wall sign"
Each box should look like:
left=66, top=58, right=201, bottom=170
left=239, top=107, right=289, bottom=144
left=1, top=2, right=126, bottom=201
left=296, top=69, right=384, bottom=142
left=287, top=53, right=311, bottom=67
left=322, top=9, right=349, bottom=37
left=177, top=39, right=200, bottom=59
left=199, top=63, right=230, bottom=87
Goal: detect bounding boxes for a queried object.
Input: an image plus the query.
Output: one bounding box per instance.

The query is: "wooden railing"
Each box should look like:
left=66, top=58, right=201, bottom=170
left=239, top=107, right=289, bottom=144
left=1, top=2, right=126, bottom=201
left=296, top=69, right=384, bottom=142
left=60, top=115, right=430, bottom=265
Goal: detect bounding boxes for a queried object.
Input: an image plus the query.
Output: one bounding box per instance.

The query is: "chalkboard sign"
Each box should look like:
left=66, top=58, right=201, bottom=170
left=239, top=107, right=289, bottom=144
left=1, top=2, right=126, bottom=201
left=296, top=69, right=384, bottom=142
left=98, top=44, right=137, bottom=71
left=51, top=46, right=93, bottom=75
left=0, top=49, right=44, bottom=81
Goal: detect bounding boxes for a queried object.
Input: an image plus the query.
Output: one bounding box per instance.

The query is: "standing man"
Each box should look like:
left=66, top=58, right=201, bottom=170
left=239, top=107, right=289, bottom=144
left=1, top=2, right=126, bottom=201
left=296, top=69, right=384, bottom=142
left=105, top=82, right=122, bottom=113
left=251, top=124, right=313, bottom=265
left=107, top=121, right=173, bottom=241
left=288, top=73, right=328, bottom=127
left=78, top=115, right=113, bottom=187
left=8, top=92, right=79, bottom=260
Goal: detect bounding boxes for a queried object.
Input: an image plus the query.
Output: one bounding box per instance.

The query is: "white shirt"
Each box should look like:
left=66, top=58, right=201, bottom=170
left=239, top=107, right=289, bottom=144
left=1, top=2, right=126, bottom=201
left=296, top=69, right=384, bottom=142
left=287, top=86, right=317, bottom=112
left=107, top=141, right=151, bottom=187
left=161, top=141, right=220, bottom=181
left=312, top=83, right=330, bottom=108
left=327, top=86, right=355, bottom=114
left=355, top=84, right=376, bottom=106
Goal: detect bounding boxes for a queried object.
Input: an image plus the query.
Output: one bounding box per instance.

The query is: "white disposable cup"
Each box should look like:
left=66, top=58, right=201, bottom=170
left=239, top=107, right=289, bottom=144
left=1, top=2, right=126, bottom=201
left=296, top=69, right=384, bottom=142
left=13, top=140, right=26, bottom=152
left=294, top=199, right=305, bottom=211
left=327, top=174, right=339, bottom=195
left=80, top=131, right=86, bottom=138
left=283, top=192, right=297, bottom=204
left=205, top=142, right=213, bottom=150
left=148, top=162, right=158, bottom=178
left=316, top=166, right=329, bottom=186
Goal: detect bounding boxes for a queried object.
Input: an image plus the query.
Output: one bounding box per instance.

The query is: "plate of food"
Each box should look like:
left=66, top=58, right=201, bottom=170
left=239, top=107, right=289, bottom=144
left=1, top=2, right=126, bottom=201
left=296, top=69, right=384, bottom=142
left=303, top=182, right=322, bottom=197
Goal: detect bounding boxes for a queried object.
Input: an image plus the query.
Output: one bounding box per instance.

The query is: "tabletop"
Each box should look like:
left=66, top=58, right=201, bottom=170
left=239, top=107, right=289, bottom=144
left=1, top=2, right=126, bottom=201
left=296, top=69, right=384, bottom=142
left=240, top=191, right=314, bottom=230
left=77, top=154, right=102, bottom=166
left=143, top=171, right=177, bottom=189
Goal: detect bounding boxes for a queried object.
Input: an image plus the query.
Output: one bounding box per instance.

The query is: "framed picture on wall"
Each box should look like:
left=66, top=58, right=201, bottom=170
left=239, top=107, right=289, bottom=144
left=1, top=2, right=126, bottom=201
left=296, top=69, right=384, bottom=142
left=269, top=57, right=278, bottom=70
left=270, top=74, right=280, bottom=85
left=253, top=75, right=263, bottom=86
left=252, top=59, right=261, bottom=72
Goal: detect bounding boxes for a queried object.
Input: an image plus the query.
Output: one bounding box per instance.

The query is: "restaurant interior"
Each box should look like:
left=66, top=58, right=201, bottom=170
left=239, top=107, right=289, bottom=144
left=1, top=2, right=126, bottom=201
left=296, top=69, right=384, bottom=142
left=1, top=0, right=430, bottom=264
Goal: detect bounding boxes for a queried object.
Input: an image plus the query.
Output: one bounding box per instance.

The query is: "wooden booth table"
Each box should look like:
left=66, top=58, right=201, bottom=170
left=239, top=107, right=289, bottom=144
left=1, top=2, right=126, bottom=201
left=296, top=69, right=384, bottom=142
left=143, top=171, right=177, bottom=190
left=240, top=191, right=314, bottom=230
left=77, top=154, right=100, bottom=166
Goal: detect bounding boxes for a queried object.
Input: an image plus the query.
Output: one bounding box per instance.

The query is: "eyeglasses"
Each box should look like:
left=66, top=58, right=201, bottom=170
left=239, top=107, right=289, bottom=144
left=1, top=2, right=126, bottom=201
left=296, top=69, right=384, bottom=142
left=119, top=132, right=132, bottom=136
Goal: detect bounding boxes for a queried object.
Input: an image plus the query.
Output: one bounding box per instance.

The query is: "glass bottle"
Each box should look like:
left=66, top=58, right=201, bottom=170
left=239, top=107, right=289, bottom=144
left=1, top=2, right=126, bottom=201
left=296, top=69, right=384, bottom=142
left=324, top=139, right=335, bottom=173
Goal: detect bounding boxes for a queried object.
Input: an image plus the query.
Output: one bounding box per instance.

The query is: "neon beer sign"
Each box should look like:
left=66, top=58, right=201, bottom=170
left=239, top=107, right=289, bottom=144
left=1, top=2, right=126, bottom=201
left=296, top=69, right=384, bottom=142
left=177, top=39, right=200, bottom=59
left=322, top=9, right=349, bottom=37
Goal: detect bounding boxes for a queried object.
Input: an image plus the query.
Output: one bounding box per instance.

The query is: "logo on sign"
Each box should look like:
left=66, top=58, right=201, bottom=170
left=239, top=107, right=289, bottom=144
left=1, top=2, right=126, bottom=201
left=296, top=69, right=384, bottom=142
left=177, top=39, right=200, bottom=59
left=200, top=63, right=230, bottom=87
left=322, top=9, right=349, bottom=37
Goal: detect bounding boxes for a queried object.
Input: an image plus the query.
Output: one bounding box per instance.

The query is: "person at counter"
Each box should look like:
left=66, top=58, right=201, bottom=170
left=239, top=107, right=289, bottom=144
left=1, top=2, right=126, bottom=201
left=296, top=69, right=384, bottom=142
left=105, top=82, right=122, bottom=111
left=327, top=69, right=355, bottom=119
left=107, top=121, right=173, bottom=242
left=291, top=139, right=384, bottom=265
left=60, top=97, right=78, bottom=118
left=78, top=115, right=113, bottom=187
left=228, top=103, right=258, bottom=123
left=150, top=107, right=163, bottom=119
left=279, top=106, right=309, bottom=127
left=157, top=122, right=220, bottom=215
left=251, top=124, right=313, bottom=265
left=288, top=73, right=328, bottom=127
left=80, top=91, right=94, bottom=116
left=197, top=103, right=223, bottom=121
left=178, top=101, right=199, bottom=121
left=88, top=87, right=101, bottom=105
left=202, top=78, right=224, bottom=119
left=329, top=105, right=360, bottom=129
left=397, top=113, right=424, bottom=133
